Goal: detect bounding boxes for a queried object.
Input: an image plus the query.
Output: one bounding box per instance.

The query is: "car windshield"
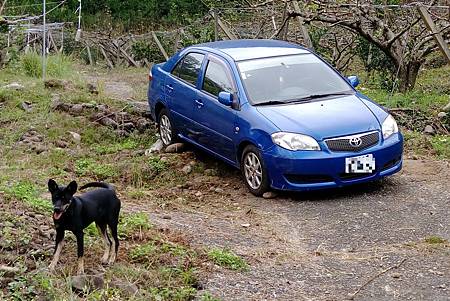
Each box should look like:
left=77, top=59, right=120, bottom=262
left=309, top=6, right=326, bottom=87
left=237, top=54, right=353, bottom=105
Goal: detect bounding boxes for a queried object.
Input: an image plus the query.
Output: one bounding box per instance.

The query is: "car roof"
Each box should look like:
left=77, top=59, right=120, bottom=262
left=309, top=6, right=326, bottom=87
left=195, top=39, right=310, bottom=61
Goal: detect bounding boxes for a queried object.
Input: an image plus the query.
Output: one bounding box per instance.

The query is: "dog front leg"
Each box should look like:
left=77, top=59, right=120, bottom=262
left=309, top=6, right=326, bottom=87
left=75, top=231, right=85, bottom=275
left=49, top=230, right=65, bottom=271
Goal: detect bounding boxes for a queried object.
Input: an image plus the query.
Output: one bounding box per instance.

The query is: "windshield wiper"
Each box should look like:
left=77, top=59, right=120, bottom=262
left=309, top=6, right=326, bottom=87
left=253, top=100, right=291, bottom=106
left=293, top=92, right=353, bottom=102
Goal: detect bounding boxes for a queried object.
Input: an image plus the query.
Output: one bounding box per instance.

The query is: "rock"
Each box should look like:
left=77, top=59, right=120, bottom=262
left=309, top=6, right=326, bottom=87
left=128, top=101, right=150, bottom=116
left=44, top=79, right=68, bottom=89
left=97, top=104, right=109, bottom=112
left=54, top=140, right=68, bottom=148
left=81, top=102, right=96, bottom=109
left=423, top=125, right=435, bottom=135
left=214, top=187, right=224, bottom=194
left=182, top=165, right=192, bottom=174
left=443, top=101, right=450, bottom=112
left=87, top=83, right=99, bottom=95
left=20, top=102, right=33, bottom=112
left=71, top=275, right=88, bottom=292
left=115, top=129, right=130, bottom=137
left=121, top=122, right=135, bottom=132
left=3, top=82, right=24, bottom=91
left=32, top=144, right=46, bottom=154
left=241, top=223, right=250, bottom=228
left=110, top=280, right=139, bottom=296
left=69, top=131, right=81, bottom=144
left=136, top=118, right=151, bottom=132
left=263, top=191, right=278, bottom=199
left=162, top=215, right=172, bottom=220
left=195, top=191, right=203, bottom=197
left=165, top=143, right=185, bottom=153
left=437, top=112, right=447, bottom=119
left=145, top=139, right=164, bottom=155
left=99, top=117, right=118, bottom=128
left=70, top=104, right=84, bottom=115
left=391, top=272, right=402, bottom=279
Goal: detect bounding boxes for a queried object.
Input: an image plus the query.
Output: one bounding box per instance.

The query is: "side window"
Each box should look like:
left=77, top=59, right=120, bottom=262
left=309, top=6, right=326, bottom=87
left=171, top=53, right=204, bottom=86
left=202, top=60, right=234, bottom=97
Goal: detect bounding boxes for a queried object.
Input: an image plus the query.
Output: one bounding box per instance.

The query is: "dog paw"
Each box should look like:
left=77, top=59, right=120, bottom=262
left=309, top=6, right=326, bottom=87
left=101, top=258, right=109, bottom=265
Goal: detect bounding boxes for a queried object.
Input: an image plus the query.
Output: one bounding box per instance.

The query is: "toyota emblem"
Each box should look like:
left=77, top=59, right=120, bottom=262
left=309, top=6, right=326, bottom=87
left=349, top=137, right=362, bottom=147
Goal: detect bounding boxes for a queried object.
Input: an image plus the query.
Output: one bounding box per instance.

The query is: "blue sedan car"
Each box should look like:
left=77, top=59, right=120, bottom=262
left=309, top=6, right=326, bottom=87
left=148, top=39, right=403, bottom=196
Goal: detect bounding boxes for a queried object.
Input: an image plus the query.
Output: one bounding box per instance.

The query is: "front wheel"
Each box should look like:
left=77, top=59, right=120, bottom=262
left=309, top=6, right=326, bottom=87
left=241, top=145, right=270, bottom=196
left=158, top=109, right=177, bottom=147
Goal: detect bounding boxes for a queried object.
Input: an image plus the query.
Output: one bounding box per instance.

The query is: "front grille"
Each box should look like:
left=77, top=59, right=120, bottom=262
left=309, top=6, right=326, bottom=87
left=285, top=174, right=334, bottom=184
left=325, top=131, right=379, bottom=152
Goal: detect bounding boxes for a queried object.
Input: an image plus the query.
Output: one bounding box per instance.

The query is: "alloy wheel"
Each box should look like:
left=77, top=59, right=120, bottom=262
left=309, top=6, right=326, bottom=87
left=159, top=115, right=172, bottom=146
left=244, top=152, right=263, bottom=189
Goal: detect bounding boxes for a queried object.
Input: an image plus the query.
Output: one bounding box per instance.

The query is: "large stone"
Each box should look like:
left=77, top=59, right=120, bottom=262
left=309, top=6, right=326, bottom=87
left=128, top=101, right=150, bottom=116
left=424, top=125, right=435, bottom=135
left=136, top=118, right=151, bottom=132
left=20, top=102, right=33, bottom=112
left=182, top=164, right=192, bottom=174
left=121, top=122, right=135, bottom=132
left=165, top=143, right=185, bottom=153
left=263, top=191, right=278, bottom=199
left=69, top=131, right=81, bottom=144
left=70, top=104, right=84, bottom=115
left=145, top=139, right=164, bottom=155
left=110, top=280, right=139, bottom=296
left=3, top=82, right=24, bottom=91
left=99, top=117, right=118, bottom=128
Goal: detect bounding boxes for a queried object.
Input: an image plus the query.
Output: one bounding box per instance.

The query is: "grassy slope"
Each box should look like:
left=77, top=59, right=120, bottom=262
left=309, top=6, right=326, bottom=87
left=0, top=57, right=235, bottom=301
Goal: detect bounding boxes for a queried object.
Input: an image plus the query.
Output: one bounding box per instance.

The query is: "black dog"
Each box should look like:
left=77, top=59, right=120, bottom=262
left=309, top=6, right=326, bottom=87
left=48, top=179, right=121, bottom=274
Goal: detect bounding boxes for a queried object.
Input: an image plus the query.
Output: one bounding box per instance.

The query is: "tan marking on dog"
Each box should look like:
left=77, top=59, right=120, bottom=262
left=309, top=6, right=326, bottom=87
left=96, top=225, right=110, bottom=264
left=77, top=257, right=84, bottom=275
left=108, top=240, right=116, bottom=264
left=49, top=241, right=64, bottom=271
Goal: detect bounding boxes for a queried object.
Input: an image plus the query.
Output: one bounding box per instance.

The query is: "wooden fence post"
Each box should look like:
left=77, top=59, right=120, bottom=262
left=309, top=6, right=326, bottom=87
left=152, top=31, right=169, bottom=61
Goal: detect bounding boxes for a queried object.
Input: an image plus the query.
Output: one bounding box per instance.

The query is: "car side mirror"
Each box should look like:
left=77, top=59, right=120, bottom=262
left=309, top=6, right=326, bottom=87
left=347, top=75, right=360, bottom=88
left=218, top=91, right=233, bottom=106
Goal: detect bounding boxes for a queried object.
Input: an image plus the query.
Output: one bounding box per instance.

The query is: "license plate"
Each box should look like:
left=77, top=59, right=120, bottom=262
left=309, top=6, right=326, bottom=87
left=345, top=154, right=376, bottom=174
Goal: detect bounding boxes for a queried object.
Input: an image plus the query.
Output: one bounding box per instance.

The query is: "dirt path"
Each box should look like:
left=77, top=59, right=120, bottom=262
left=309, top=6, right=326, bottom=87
left=145, top=159, right=450, bottom=300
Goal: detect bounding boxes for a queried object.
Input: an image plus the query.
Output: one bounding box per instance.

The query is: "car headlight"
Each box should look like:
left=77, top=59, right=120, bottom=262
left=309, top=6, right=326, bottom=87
left=271, top=132, right=321, bottom=151
left=382, top=114, right=399, bottom=139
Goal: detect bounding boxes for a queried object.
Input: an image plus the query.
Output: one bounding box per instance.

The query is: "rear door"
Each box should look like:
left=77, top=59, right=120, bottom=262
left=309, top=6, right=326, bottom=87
left=193, top=55, right=238, bottom=161
left=165, top=52, right=205, bottom=137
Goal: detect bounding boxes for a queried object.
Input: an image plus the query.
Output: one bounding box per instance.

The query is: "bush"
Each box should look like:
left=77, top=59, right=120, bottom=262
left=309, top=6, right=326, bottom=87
left=20, top=52, right=73, bottom=78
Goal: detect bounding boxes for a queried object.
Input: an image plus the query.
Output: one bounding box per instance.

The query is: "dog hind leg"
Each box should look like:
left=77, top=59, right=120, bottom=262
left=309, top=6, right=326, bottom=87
left=75, top=230, right=85, bottom=275
left=96, top=223, right=111, bottom=265
left=49, top=230, right=65, bottom=271
left=107, top=222, right=119, bottom=265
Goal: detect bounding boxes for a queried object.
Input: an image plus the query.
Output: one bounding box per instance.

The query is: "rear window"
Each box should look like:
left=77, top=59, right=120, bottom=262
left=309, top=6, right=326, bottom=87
left=172, top=53, right=204, bottom=86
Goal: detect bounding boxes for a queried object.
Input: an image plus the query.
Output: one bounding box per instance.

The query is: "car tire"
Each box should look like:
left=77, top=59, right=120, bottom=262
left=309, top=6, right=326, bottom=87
left=241, top=145, right=270, bottom=196
left=158, top=108, right=177, bottom=147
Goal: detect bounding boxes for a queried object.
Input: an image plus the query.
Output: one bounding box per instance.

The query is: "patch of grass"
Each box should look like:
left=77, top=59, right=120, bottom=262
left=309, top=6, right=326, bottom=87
left=20, top=52, right=73, bottom=78
left=403, top=131, right=450, bottom=159
left=430, top=135, right=450, bottom=159
left=119, top=212, right=152, bottom=238
left=75, top=158, right=119, bottom=180
left=207, top=248, right=248, bottom=271
left=424, top=236, right=448, bottom=245
left=93, top=138, right=139, bottom=154
left=3, top=181, right=52, bottom=213
left=201, top=293, right=221, bottom=301
left=148, top=157, right=167, bottom=174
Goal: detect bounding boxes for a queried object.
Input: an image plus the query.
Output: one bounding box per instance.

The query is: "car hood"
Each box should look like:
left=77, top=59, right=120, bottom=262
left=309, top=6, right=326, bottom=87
left=256, top=95, right=382, bottom=140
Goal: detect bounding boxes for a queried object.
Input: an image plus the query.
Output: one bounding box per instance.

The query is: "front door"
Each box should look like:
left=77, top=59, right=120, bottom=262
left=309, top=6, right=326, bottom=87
left=193, top=56, right=238, bottom=162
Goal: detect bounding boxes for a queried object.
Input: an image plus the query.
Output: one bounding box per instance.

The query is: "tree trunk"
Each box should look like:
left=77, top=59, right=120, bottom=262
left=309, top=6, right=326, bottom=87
left=397, top=61, right=422, bottom=92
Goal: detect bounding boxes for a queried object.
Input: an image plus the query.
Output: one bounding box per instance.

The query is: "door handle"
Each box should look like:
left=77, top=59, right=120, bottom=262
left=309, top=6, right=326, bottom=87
left=195, top=99, right=204, bottom=108
left=165, top=84, right=174, bottom=93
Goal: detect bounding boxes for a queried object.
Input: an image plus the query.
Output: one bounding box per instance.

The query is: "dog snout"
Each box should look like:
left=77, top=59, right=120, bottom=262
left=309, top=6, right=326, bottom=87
left=53, top=206, right=62, bottom=212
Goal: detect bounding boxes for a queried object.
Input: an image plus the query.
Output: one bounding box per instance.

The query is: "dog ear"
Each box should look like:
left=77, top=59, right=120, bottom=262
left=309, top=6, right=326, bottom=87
left=66, top=181, right=78, bottom=195
left=48, top=179, right=58, bottom=193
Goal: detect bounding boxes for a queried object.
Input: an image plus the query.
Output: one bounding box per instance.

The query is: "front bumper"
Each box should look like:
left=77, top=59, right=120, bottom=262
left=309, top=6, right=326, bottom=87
left=263, top=132, right=403, bottom=191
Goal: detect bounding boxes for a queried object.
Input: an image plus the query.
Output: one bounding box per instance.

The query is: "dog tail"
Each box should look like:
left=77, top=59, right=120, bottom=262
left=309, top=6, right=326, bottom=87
left=79, top=182, right=115, bottom=191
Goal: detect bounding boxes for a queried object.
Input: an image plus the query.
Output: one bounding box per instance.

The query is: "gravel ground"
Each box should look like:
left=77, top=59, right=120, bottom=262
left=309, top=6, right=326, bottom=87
left=149, top=159, right=450, bottom=301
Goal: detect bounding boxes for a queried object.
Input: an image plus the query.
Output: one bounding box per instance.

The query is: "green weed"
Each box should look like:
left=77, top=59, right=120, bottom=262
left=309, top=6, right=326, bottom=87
left=20, top=52, right=73, bottom=78
left=207, top=248, right=248, bottom=271
left=75, top=158, right=119, bottom=180
left=424, top=236, right=447, bottom=244
left=3, top=181, right=52, bottom=213
left=119, top=212, right=152, bottom=238
left=147, top=287, right=197, bottom=301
